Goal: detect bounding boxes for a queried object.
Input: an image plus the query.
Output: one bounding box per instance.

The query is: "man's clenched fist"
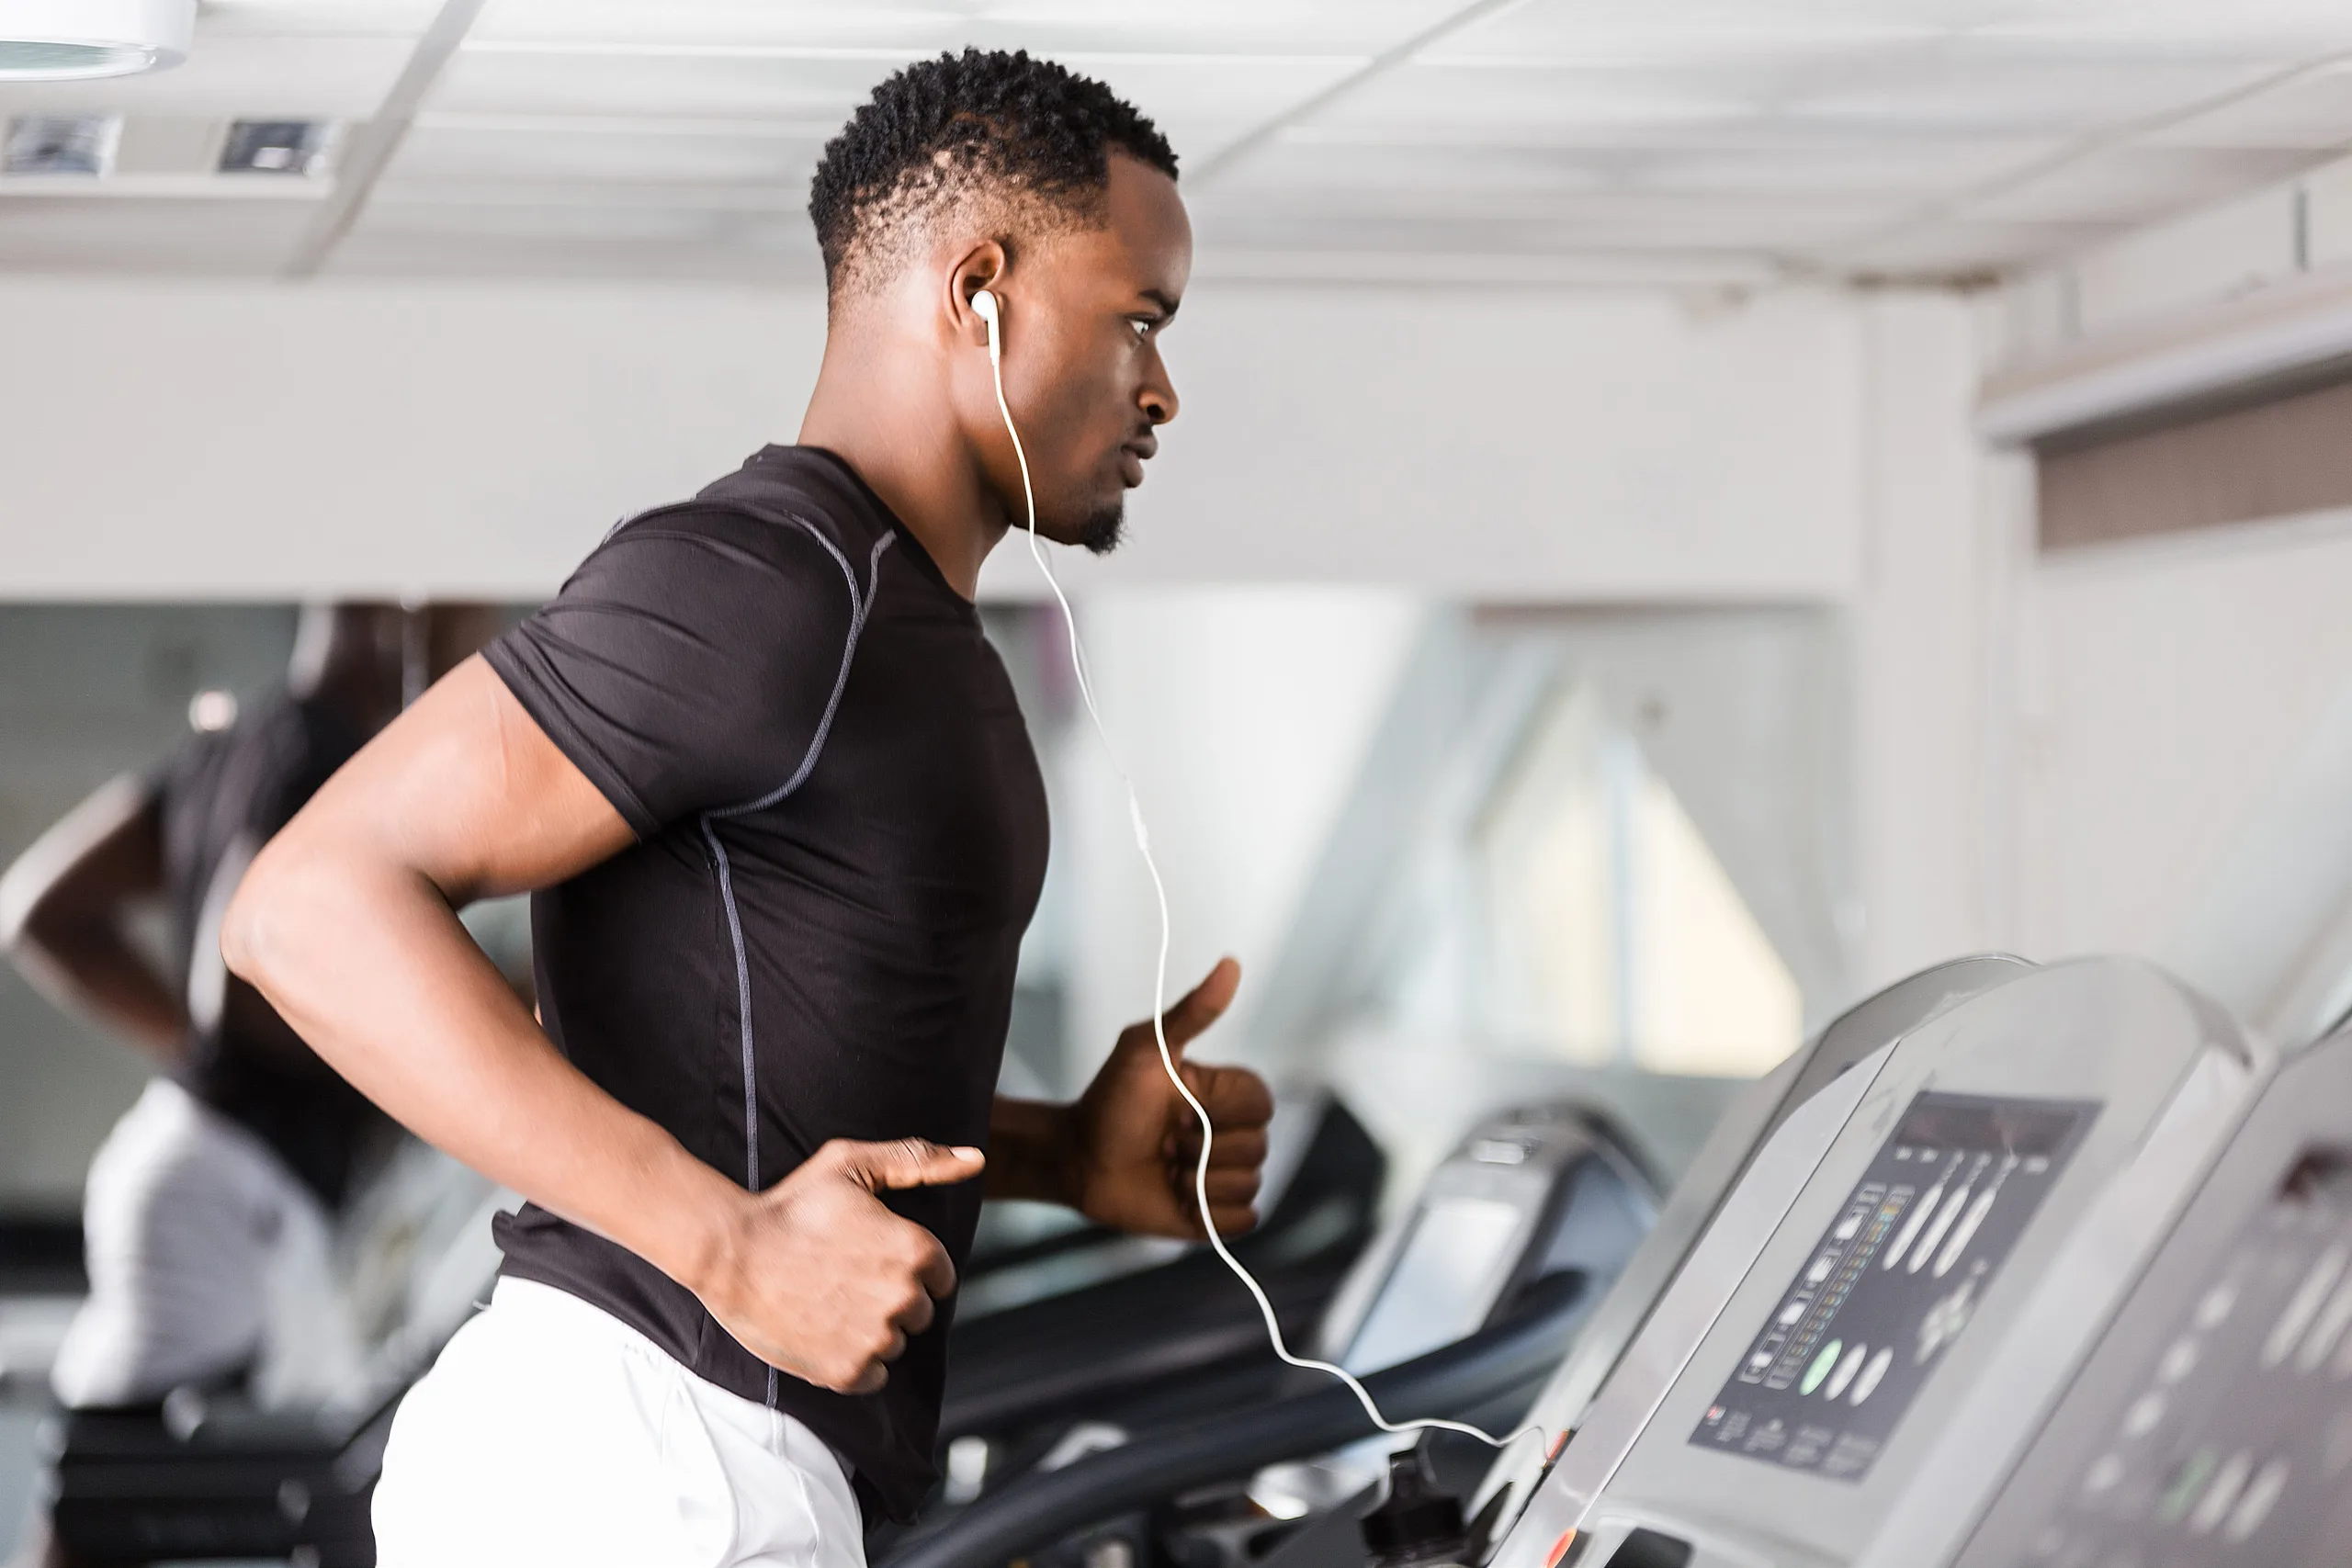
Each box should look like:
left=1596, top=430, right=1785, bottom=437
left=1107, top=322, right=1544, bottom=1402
left=692, top=1137, right=980, bottom=1394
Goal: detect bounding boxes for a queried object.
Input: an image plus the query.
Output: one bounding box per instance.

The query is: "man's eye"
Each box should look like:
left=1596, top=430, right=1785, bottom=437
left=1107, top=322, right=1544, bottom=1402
left=1130, top=318, right=1153, bottom=339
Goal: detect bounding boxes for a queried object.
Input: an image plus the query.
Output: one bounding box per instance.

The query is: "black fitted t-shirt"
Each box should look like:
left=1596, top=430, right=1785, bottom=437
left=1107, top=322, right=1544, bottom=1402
left=483, top=446, right=1048, bottom=1522
left=160, top=694, right=384, bottom=1207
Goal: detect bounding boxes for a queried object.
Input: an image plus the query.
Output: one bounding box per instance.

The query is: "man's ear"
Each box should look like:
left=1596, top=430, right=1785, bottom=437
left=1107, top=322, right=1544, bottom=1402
left=947, top=240, right=1011, bottom=350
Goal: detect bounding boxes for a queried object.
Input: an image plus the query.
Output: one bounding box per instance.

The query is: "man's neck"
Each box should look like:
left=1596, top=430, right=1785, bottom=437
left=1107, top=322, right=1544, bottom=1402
left=797, top=331, right=1007, bottom=601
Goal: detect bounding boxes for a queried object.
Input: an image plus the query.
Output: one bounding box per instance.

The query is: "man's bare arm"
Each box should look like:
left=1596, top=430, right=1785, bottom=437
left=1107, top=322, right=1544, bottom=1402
left=0, top=773, right=185, bottom=1060
left=224, top=656, right=977, bottom=1394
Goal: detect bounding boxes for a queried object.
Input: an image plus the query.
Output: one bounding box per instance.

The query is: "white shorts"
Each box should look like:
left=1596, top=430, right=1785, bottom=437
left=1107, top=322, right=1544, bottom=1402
left=51, top=1077, right=348, bottom=1409
left=373, top=1277, right=867, bottom=1568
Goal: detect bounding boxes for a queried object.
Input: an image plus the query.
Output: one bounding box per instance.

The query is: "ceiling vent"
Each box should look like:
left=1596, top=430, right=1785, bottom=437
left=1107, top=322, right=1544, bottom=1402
left=220, top=119, right=335, bottom=176
left=0, top=0, right=195, bottom=82
left=4, top=114, right=123, bottom=175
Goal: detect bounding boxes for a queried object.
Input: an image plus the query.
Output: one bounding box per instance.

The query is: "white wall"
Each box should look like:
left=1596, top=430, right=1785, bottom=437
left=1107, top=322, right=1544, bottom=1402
left=1848, top=292, right=2008, bottom=992
left=2015, top=515, right=2352, bottom=984
left=0, top=277, right=1868, bottom=603
left=1975, top=152, right=2352, bottom=1028
left=1777, top=272, right=2352, bottom=1030
left=0, top=282, right=820, bottom=598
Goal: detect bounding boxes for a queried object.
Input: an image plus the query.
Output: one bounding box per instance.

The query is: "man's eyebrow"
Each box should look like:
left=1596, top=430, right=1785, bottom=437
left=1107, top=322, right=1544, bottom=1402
left=1138, top=289, right=1182, bottom=319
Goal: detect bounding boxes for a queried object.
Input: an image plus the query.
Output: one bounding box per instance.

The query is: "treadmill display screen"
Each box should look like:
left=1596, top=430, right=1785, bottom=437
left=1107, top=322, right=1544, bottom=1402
left=1690, top=1092, right=2096, bottom=1483
left=2006, top=1149, right=2352, bottom=1566
left=1341, top=1195, right=1525, bottom=1374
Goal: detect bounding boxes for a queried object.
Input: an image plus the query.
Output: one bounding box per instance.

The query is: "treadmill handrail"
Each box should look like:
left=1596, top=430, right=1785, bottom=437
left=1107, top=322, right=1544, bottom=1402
left=882, top=1272, right=1590, bottom=1568
left=963, top=1221, right=1121, bottom=1276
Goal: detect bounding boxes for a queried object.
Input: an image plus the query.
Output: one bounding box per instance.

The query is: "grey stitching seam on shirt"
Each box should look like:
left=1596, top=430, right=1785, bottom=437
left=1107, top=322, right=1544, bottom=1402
left=699, top=820, right=762, bottom=1190
left=708, top=530, right=895, bottom=822
left=698, top=525, right=896, bottom=1225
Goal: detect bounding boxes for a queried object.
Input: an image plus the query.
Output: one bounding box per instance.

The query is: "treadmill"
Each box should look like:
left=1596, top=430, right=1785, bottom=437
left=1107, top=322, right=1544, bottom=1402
left=886, top=1101, right=1658, bottom=1568
left=1485, top=956, right=2273, bottom=1568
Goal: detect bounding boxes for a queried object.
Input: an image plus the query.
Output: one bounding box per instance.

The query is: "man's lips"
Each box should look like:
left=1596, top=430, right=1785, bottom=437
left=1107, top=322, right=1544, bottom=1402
left=1119, top=434, right=1157, bottom=488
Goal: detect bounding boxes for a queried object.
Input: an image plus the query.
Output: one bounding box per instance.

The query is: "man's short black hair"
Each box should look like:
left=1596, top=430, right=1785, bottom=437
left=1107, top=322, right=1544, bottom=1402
left=809, top=49, right=1179, bottom=299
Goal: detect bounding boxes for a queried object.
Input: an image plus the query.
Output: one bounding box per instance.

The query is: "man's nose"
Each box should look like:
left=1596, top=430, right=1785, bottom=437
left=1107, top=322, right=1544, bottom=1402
left=1142, top=363, right=1178, bottom=426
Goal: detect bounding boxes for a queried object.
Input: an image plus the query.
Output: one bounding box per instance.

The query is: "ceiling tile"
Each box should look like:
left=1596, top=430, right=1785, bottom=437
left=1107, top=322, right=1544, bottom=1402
left=428, top=49, right=918, bottom=122
left=193, top=0, right=447, bottom=38
left=390, top=120, right=825, bottom=186
left=0, top=34, right=413, bottom=119
left=1430, top=0, right=1964, bottom=61
left=430, top=47, right=1358, bottom=171
left=470, top=0, right=1462, bottom=58
left=1632, top=136, right=2059, bottom=197
left=1206, top=139, right=1627, bottom=198
left=470, top=1, right=963, bottom=53
left=1062, top=55, right=1361, bottom=166
left=1968, top=0, right=2352, bottom=56
left=1189, top=186, right=1889, bottom=255
left=1784, top=54, right=2290, bottom=136
left=3, top=0, right=2348, bottom=287
left=1298, top=61, right=1774, bottom=141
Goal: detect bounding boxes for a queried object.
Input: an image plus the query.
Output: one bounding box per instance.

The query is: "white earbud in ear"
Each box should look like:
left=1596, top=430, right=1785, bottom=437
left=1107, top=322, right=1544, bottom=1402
left=973, top=288, right=1001, bottom=363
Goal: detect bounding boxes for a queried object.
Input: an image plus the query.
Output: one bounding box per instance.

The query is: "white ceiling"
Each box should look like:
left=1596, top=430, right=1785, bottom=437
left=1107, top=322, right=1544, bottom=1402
left=2, top=0, right=2350, bottom=286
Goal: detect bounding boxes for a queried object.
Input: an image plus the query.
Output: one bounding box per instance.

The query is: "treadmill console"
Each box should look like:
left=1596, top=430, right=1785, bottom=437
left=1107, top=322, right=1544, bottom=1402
left=1690, top=1094, right=2095, bottom=1483
left=1486, top=959, right=2268, bottom=1568
left=1467, top=958, right=2035, bottom=1566
left=1952, top=1030, right=2352, bottom=1568
left=2019, top=1151, right=2352, bottom=1562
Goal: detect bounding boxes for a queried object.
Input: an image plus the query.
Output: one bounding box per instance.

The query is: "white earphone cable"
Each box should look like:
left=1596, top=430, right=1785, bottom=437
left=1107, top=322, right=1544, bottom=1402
left=979, top=300, right=1542, bottom=1457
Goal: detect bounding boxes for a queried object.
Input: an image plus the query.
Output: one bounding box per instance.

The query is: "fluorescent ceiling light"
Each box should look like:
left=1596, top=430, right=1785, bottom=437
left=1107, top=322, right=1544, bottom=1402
left=0, top=0, right=196, bottom=80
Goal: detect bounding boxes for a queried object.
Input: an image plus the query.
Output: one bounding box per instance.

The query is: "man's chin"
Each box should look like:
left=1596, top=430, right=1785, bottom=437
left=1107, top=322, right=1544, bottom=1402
left=1075, top=502, right=1125, bottom=557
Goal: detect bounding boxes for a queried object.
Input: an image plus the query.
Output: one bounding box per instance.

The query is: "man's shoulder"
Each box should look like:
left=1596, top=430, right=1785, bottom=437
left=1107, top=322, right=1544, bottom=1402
left=683, top=446, right=892, bottom=553
left=584, top=447, right=889, bottom=589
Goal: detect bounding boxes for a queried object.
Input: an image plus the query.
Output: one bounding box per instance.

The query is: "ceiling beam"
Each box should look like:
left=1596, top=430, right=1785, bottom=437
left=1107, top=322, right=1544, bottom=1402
left=282, top=0, right=487, bottom=279
left=1185, top=0, right=1529, bottom=189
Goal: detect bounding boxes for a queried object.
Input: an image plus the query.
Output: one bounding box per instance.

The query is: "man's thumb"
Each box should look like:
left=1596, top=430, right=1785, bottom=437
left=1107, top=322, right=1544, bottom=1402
left=828, top=1138, right=985, bottom=1192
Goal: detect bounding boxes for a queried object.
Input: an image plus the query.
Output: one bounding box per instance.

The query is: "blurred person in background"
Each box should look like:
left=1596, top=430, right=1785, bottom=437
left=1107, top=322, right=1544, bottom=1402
left=0, top=602, right=500, bottom=1568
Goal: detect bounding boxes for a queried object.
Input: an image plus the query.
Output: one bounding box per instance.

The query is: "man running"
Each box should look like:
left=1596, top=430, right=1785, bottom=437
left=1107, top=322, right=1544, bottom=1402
left=224, top=49, right=1272, bottom=1568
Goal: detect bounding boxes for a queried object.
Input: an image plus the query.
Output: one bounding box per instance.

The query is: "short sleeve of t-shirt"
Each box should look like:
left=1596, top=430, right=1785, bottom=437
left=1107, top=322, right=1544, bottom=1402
left=484, top=507, right=864, bottom=838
